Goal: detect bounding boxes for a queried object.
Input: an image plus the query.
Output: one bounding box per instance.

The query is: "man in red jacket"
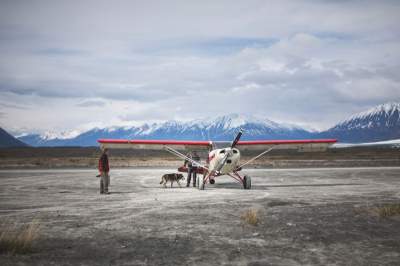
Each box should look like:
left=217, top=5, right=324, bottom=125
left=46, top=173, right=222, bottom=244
left=98, top=148, right=110, bottom=194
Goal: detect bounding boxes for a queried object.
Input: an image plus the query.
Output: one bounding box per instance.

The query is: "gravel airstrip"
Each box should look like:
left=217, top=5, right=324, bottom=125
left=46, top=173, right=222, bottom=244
left=0, top=167, right=399, bottom=265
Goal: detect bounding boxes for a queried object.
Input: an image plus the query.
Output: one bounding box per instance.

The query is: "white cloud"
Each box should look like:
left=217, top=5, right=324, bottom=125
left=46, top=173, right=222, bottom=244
left=231, top=83, right=260, bottom=93
left=0, top=0, right=400, bottom=133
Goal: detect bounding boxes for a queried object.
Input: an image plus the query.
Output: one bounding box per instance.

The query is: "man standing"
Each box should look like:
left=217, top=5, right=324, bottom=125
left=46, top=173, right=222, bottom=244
left=98, top=148, right=110, bottom=194
left=185, top=151, right=200, bottom=187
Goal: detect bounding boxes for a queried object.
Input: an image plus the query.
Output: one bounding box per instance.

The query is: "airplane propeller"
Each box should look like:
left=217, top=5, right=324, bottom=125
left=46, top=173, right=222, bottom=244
left=231, top=128, right=243, bottom=148
left=216, top=129, right=244, bottom=173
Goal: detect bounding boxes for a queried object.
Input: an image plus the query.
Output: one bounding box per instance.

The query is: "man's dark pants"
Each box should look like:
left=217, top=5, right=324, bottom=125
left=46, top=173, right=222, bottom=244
left=100, top=171, right=110, bottom=194
left=187, top=167, right=197, bottom=187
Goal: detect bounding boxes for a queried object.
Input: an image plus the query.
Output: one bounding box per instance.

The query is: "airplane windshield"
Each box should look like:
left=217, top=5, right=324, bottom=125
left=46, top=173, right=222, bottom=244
left=212, top=141, right=231, bottom=149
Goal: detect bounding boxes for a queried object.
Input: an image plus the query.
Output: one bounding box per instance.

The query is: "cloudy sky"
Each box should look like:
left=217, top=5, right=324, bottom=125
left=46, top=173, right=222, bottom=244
left=0, top=0, right=400, bottom=135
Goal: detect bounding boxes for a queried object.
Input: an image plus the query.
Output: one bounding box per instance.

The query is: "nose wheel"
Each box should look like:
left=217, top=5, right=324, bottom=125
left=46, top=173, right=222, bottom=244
left=243, top=175, right=251, bottom=189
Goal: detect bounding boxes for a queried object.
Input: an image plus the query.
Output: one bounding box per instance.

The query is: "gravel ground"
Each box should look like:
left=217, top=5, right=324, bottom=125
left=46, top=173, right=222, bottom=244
left=0, top=167, right=399, bottom=266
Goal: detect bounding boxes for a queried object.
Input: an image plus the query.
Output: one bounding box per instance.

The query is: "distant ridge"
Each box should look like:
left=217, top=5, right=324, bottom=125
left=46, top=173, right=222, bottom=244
left=0, top=127, right=28, bottom=147
left=18, top=114, right=312, bottom=146
left=15, top=102, right=400, bottom=146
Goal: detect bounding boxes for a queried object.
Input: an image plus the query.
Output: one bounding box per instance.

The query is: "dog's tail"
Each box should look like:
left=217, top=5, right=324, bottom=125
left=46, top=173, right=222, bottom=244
left=159, top=176, right=164, bottom=184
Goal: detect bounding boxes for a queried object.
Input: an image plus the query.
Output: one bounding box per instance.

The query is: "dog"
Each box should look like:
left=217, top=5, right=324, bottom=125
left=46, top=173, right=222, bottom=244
left=160, top=173, right=185, bottom=188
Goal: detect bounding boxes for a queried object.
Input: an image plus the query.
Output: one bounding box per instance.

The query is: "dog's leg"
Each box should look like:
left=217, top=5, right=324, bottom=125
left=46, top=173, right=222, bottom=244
left=171, top=180, right=173, bottom=188
left=177, top=180, right=181, bottom=188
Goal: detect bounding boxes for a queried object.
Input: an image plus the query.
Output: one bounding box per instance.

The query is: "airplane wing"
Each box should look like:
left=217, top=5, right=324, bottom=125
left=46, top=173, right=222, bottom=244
left=235, top=139, right=337, bottom=152
left=234, top=139, right=337, bottom=169
left=98, top=138, right=337, bottom=173
left=98, top=139, right=212, bottom=151
left=98, top=139, right=211, bottom=171
left=98, top=138, right=336, bottom=151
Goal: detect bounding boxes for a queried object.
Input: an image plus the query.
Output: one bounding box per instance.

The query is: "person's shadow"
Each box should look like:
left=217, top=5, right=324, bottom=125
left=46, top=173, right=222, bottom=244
left=106, top=191, right=134, bottom=194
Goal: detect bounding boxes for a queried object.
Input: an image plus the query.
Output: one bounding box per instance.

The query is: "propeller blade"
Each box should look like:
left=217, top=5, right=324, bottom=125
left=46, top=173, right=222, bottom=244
left=231, top=129, right=243, bottom=148
left=216, top=153, right=229, bottom=173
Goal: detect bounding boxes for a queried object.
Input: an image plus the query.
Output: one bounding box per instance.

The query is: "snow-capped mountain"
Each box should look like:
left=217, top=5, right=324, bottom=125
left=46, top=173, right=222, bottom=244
left=320, top=102, right=400, bottom=143
left=18, top=114, right=312, bottom=147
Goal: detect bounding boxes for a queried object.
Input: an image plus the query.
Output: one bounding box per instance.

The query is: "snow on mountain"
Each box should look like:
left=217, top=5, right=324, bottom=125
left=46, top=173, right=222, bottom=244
left=17, top=103, right=400, bottom=147
left=320, top=102, right=400, bottom=143
left=42, top=130, right=83, bottom=140
left=18, top=113, right=312, bottom=147
left=336, top=102, right=400, bottom=130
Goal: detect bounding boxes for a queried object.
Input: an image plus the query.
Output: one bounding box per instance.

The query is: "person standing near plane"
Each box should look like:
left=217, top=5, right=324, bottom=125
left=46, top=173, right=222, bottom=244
left=98, top=148, right=110, bottom=194
left=185, top=151, right=200, bottom=187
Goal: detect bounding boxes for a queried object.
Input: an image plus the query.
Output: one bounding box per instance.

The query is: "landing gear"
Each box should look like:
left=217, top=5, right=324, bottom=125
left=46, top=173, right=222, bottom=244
left=198, top=175, right=205, bottom=190
left=196, top=176, right=200, bottom=188
left=209, top=179, right=215, bottom=185
left=229, top=172, right=252, bottom=190
left=243, top=175, right=251, bottom=189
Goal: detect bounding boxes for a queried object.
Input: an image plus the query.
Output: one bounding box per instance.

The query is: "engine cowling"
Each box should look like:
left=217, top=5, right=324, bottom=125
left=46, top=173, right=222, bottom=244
left=208, top=148, right=240, bottom=174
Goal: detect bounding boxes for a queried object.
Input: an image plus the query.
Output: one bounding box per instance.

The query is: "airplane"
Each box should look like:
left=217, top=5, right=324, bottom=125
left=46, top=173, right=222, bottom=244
left=98, top=130, right=337, bottom=190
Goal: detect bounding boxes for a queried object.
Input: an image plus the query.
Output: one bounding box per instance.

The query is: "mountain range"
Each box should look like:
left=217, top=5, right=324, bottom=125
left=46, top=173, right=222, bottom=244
left=318, top=102, right=400, bottom=143
left=1, top=102, right=399, bottom=147
left=16, top=114, right=313, bottom=146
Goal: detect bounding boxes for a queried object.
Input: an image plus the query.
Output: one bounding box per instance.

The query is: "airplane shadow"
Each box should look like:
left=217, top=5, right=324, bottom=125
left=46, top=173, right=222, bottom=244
left=140, top=185, right=188, bottom=189
left=262, top=183, right=365, bottom=188
left=212, top=182, right=365, bottom=190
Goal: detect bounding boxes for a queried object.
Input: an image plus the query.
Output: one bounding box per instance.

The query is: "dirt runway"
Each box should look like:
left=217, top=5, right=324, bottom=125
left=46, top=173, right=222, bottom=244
left=0, top=167, right=400, bottom=265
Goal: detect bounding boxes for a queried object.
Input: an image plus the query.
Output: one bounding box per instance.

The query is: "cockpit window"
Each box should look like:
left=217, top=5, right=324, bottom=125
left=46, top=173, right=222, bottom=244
left=232, top=149, right=238, bottom=154
left=219, top=149, right=226, bottom=154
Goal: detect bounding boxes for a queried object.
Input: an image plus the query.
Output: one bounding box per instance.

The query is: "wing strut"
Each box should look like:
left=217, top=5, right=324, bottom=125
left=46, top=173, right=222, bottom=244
left=164, top=146, right=209, bottom=171
left=236, top=147, right=274, bottom=169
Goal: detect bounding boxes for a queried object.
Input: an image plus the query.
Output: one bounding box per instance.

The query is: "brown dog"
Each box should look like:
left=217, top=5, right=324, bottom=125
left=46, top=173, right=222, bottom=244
left=160, top=173, right=185, bottom=188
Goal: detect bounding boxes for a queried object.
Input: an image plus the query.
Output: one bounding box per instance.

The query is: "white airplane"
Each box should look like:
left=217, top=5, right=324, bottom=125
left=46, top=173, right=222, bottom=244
left=98, top=130, right=336, bottom=190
